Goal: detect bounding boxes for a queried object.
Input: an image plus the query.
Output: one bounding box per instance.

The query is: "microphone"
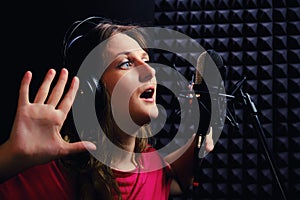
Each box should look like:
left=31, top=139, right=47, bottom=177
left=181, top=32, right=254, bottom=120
left=193, top=50, right=241, bottom=129
left=195, top=49, right=226, bottom=83
left=193, top=50, right=210, bottom=150
left=192, top=50, right=212, bottom=190
left=193, top=49, right=227, bottom=147
left=192, top=49, right=228, bottom=190
left=180, top=50, right=232, bottom=100
left=174, top=49, right=230, bottom=149
left=194, top=50, right=208, bottom=86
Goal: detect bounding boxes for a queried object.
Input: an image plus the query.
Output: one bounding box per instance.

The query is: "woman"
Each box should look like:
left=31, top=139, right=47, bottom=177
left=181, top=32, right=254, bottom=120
left=0, top=17, right=214, bottom=199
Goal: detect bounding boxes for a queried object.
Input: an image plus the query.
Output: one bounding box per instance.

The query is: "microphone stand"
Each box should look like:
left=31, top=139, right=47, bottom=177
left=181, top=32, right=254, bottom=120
left=191, top=76, right=288, bottom=200
left=238, top=84, right=288, bottom=200
left=192, top=129, right=206, bottom=193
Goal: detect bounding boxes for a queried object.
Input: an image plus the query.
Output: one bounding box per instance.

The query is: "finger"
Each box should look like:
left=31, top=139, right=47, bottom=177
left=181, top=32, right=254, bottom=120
left=57, top=76, right=79, bottom=114
left=205, top=126, right=214, bottom=152
left=46, top=68, right=68, bottom=107
left=18, top=71, right=32, bottom=106
left=34, top=69, right=56, bottom=103
left=60, top=141, right=97, bottom=156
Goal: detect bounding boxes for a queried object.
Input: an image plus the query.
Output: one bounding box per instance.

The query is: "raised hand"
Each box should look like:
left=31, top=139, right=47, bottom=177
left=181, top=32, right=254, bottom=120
left=0, top=68, right=96, bottom=181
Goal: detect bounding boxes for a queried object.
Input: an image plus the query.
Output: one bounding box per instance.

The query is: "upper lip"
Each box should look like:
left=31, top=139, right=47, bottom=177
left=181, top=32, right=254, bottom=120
left=140, top=86, right=155, bottom=98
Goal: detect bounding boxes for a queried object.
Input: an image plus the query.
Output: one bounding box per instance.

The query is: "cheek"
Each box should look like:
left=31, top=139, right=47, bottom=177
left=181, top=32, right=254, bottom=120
left=103, top=71, right=140, bottom=95
left=107, top=74, right=140, bottom=110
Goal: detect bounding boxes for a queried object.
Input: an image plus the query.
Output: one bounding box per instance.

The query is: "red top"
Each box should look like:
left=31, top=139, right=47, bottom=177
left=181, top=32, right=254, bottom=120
left=111, top=146, right=173, bottom=200
left=0, top=160, right=76, bottom=200
left=0, top=146, right=173, bottom=200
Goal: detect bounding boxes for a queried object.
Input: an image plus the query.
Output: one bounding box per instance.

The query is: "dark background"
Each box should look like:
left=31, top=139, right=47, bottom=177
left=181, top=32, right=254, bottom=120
left=1, top=0, right=299, bottom=199
left=1, top=0, right=154, bottom=142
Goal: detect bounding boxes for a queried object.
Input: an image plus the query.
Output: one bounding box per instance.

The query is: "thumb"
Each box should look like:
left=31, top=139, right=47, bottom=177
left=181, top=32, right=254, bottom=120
left=62, top=141, right=97, bottom=155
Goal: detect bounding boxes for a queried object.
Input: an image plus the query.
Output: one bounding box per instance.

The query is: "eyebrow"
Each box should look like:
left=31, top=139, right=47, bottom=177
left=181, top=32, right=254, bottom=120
left=114, top=49, right=149, bottom=58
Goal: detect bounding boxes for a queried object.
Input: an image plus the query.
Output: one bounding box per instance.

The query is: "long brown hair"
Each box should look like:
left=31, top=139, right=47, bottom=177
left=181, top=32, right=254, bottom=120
left=61, top=18, right=152, bottom=199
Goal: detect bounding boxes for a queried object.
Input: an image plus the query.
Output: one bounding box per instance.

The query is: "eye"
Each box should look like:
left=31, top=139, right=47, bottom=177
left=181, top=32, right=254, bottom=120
left=117, top=60, right=133, bottom=69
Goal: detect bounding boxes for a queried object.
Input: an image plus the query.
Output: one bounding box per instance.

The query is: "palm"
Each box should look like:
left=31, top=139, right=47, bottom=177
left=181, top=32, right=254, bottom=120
left=12, top=104, right=65, bottom=161
left=10, top=69, right=96, bottom=166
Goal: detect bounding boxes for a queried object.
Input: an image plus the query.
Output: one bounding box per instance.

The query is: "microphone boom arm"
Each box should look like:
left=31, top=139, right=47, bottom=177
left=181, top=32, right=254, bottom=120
left=239, top=88, right=288, bottom=200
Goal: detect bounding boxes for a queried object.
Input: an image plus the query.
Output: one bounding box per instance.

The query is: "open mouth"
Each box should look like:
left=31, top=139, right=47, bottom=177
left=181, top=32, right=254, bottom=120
left=140, top=88, right=154, bottom=99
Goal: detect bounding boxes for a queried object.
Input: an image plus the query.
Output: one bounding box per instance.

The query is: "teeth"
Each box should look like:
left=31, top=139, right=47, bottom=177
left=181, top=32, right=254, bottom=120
left=140, top=88, right=154, bottom=98
left=146, top=89, right=153, bottom=93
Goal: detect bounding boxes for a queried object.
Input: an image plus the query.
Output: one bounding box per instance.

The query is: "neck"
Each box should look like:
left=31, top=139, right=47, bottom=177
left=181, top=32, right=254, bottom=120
left=110, top=126, right=138, bottom=171
left=117, top=133, right=136, bottom=152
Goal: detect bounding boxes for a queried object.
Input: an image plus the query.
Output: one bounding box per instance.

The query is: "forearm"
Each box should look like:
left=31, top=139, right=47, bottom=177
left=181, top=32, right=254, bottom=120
left=0, top=139, right=32, bottom=183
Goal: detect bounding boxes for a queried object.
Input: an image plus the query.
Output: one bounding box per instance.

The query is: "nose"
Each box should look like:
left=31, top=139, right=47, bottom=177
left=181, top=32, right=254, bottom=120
left=137, top=61, right=156, bottom=82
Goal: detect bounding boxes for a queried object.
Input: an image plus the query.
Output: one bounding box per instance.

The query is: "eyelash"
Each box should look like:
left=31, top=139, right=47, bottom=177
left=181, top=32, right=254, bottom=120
left=117, top=58, right=149, bottom=69
left=118, top=61, right=133, bottom=69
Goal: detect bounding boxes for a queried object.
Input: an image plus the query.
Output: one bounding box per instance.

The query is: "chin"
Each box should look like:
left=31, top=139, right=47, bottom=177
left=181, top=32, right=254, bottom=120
left=149, top=105, right=159, bottom=119
left=131, top=106, right=159, bottom=126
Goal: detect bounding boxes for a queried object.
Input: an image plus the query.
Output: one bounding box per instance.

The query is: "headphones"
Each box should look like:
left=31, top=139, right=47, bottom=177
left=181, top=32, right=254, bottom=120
left=62, top=16, right=108, bottom=128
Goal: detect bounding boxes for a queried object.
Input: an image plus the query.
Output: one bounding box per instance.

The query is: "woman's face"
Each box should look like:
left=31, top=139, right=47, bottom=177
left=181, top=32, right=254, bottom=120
left=101, top=33, right=158, bottom=127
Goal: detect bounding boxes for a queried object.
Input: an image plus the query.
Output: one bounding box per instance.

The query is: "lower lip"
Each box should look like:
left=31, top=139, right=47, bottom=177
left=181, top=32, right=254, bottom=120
left=141, top=98, right=155, bottom=103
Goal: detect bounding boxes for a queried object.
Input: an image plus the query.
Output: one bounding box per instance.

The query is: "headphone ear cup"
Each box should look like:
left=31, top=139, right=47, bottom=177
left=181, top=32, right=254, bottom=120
left=84, top=76, right=106, bottom=123
left=73, top=76, right=106, bottom=133
left=94, top=78, right=107, bottom=122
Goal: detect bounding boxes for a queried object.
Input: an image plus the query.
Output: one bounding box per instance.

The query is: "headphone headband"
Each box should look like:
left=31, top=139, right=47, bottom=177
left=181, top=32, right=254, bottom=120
left=62, top=16, right=107, bottom=61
